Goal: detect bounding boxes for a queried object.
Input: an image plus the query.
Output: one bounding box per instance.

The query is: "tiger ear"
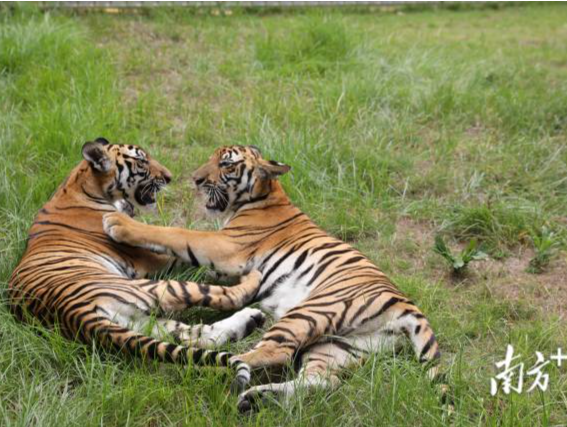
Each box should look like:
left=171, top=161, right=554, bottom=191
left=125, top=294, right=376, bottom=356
left=249, top=145, right=262, bottom=157
left=255, top=159, right=291, bottom=180
left=94, top=137, right=110, bottom=146
left=82, top=141, right=111, bottom=173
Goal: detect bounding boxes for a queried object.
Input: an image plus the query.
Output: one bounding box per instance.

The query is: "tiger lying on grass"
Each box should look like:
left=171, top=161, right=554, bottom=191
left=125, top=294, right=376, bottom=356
left=9, top=139, right=264, bottom=384
left=103, top=144, right=445, bottom=412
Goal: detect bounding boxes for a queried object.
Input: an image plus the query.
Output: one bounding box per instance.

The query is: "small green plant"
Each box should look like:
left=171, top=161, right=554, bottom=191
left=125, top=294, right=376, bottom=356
left=434, top=235, right=488, bottom=276
left=527, top=226, right=560, bottom=274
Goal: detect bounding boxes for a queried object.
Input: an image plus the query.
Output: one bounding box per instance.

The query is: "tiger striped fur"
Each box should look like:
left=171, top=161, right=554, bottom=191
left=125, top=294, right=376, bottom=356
left=103, top=145, right=444, bottom=412
left=8, top=139, right=265, bottom=386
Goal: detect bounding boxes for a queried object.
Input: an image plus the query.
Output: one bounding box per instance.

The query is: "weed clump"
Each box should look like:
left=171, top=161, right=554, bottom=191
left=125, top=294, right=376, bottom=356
left=526, top=226, right=561, bottom=274
left=440, top=202, right=543, bottom=255
left=433, top=235, right=488, bottom=277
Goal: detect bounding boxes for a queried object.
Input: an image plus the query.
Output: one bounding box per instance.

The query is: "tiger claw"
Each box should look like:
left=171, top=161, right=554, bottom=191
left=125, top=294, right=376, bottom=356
left=237, top=388, right=276, bottom=413
left=237, top=394, right=254, bottom=413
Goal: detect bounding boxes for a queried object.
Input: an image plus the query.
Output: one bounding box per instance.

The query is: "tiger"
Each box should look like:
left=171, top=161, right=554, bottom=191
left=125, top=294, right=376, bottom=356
left=102, top=144, right=445, bottom=412
left=8, top=138, right=266, bottom=386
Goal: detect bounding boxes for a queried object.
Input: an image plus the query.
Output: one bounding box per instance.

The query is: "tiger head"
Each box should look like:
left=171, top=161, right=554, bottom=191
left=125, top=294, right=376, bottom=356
left=81, top=137, right=172, bottom=214
left=191, top=145, right=290, bottom=215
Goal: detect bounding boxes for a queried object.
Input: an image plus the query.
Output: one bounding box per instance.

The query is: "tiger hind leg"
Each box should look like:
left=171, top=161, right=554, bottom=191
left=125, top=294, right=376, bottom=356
left=389, top=310, right=442, bottom=379
left=390, top=310, right=454, bottom=413
left=236, top=341, right=354, bottom=413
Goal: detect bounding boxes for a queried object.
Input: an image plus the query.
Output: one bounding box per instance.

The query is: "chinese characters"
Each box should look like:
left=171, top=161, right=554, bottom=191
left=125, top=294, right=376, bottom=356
left=490, top=345, right=565, bottom=395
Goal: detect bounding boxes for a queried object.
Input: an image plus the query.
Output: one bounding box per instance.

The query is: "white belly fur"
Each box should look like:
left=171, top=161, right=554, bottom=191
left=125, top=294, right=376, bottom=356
left=254, top=254, right=313, bottom=320
left=258, top=278, right=312, bottom=319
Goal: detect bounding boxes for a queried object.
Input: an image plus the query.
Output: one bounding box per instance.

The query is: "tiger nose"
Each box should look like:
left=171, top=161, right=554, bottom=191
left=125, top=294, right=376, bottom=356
left=162, top=169, right=172, bottom=184
left=192, top=175, right=205, bottom=186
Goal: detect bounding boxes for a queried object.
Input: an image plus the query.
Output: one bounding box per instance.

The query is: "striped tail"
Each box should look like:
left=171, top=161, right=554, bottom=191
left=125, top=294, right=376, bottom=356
left=89, top=316, right=251, bottom=389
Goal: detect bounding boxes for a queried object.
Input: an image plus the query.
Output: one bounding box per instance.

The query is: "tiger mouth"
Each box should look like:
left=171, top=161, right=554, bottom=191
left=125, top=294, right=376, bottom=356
left=200, top=184, right=229, bottom=212
left=135, top=180, right=165, bottom=206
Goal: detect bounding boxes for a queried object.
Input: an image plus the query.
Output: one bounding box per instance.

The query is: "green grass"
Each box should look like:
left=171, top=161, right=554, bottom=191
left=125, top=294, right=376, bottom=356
left=1, top=3, right=567, bottom=426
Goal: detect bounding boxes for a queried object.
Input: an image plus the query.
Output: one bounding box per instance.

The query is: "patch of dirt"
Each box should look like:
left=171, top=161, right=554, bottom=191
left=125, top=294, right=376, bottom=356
left=392, top=218, right=567, bottom=320
left=478, top=250, right=567, bottom=320
left=464, top=120, right=485, bottom=138
left=392, top=217, right=436, bottom=272
left=548, top=59, right=567, bottom=70
left=519, top=39, right=545, bottom=47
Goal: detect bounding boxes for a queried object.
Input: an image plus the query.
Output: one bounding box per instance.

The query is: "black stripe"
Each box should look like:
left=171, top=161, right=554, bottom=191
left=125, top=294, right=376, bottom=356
left=263, top=334, right=292, bottom=344
left=283, top=312, right=317, bottom=327
left=218, top=353, right=230, bottom=366
left=362, top=296, right=404, bottom=324
left=186, top=244, right=200, bottom=267
left=164, top=344, right=179, bottom=363
left=293, top=249, right=309, bottom=270
left=192, top=348, right=204, bottom=364
left=339, top=256, right=366, bottom=267
left=419, top=334, right=437, bottom=361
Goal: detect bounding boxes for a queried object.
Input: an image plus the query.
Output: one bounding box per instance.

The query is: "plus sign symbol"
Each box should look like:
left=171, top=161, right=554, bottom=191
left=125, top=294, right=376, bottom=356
left=550, top=348, right=567, bottom=367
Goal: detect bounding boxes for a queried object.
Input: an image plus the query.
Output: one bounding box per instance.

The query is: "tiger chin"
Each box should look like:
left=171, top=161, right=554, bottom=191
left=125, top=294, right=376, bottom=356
left=8, top=138, right=266, bottom=385
left=103, top=145, right=449, bottom=412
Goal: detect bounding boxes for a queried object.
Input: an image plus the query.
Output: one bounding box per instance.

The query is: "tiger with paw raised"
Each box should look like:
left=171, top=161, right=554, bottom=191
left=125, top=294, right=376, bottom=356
left=103, top=145, right=445, bottom=412
left=9, top=139, right=264, bottom=386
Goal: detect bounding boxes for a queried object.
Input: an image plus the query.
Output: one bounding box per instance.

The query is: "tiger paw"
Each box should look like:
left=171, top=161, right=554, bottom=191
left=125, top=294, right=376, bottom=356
left=189, top=308, right=266, bottom=348
left=103, top=212, right=138, bottom=245
left=237, top=388, right=277, bottom=413
left=233, top=307, right=266, bottom=336
left=237, top=391, right=257, bottom=413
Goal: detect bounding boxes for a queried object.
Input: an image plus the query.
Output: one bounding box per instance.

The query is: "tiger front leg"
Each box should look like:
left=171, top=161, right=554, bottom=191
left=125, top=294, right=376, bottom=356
left=103, top=212, right=178, bottom=254
left=139, top=270, right=263, bottom=312
left=103, top=212, right=242, bottom=272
